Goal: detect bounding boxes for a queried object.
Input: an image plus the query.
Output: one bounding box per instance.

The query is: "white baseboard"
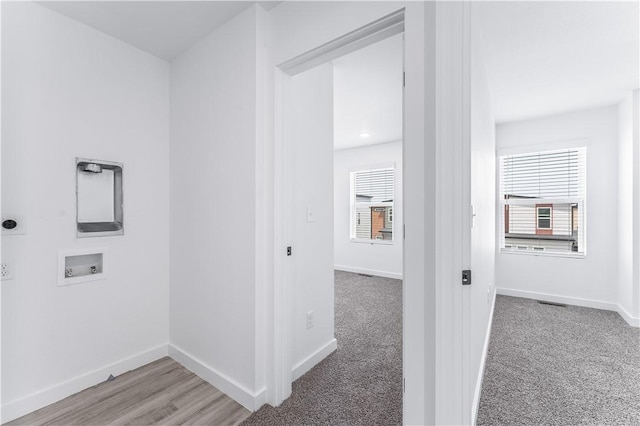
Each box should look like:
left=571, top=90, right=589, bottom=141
left=472, top=288, right=496, bottom=425
left=291, top=338, right=337, bottom=381
left=1, top=344, right=168, bottom=424
left=168, top=344, right=265, bottom=412
left=334, top=265, right=402, bottom=280
left=496, top=287, right=639, bottom=328
left=496, top=287, right=618, bottom=311
left=616, top=304, right=640, bottom=327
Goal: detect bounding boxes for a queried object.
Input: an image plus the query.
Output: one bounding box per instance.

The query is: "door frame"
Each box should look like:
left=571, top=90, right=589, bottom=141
left=271, top=4, right=412, bottom=411
left=268, top=3, right=472, bottom=424
left=270, top=3, right=435, bottom=423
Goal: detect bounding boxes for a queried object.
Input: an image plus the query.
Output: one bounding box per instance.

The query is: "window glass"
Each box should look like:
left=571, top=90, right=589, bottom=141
left=499, top=148, right=586, bottom=256
left=351, top=167, right=394, bottom=242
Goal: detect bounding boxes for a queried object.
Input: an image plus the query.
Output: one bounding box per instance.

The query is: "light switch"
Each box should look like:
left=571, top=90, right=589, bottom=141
left=307, top=207, right=315, bottom=223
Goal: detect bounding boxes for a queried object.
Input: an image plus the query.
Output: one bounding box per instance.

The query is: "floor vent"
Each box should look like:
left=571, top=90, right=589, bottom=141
left=537, top=300, right=567, bottom=307
left=358, top=273, right=373, bottom=277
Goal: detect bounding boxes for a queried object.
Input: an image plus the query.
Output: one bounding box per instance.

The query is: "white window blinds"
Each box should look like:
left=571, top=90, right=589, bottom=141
left=353, top=168, right=394, bottom=203
left=502, top=148, right=586, bottom=199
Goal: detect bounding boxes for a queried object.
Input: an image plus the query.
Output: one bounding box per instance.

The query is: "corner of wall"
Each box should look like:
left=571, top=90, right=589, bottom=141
left=168, top=344, right=266, bottom=412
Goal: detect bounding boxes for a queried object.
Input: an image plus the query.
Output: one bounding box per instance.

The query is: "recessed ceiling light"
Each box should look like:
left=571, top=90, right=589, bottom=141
left=359, top=132, right=370, bottom=138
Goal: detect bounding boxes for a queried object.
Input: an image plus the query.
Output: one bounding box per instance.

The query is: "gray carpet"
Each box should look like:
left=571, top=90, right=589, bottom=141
left=478, top=295, right=640, bottom=426
left=242, top=270, right=402, bottom=425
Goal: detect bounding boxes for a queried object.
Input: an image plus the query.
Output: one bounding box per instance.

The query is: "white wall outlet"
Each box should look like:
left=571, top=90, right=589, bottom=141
left=306, top=311, right=314, bottom=329
left=1, top=262, right=14, bottom=281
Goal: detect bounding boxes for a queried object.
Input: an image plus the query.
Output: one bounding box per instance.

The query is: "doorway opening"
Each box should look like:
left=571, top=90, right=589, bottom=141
left=271, top=11, right=405, bottom=422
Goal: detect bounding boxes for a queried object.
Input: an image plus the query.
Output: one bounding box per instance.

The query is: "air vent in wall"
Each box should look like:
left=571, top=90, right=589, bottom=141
left=537, top=300, right=567, bottom=307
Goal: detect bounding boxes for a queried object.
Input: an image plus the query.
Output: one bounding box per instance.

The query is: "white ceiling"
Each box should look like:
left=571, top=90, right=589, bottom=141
left=36, top=2, right=633, bottom=131
left=476, top=1, right=640, bottom=123
left=38, top=1, right=280, bottom=61
left=333, top=34, right=403, bottom=151
left=37, top=0, right=401, bottom=151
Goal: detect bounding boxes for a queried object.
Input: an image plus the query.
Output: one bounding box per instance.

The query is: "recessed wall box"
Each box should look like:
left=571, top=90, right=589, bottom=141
left=76, top=158, right=123, bottom=237
left=1, top=215, right=26, bottom=235
left=58, top=248, right=107, bottom=286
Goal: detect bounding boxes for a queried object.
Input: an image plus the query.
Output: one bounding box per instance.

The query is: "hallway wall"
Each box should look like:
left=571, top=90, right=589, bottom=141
left=617, top=90, right=640, bottom=324
left=169, top=5, right=263, bottom=409
left=469, top=7, right=497, bottom=422
left=288, top=64, right=337, bottom=379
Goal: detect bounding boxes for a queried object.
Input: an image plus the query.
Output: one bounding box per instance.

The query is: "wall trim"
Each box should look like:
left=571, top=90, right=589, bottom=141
left=291, top=338, right=338, bottom=381
left=472, top=288, right=496, bottom=425
left=334, top=265, right=403, bottom=280
left=616, top=304, right=640, bottom=327
left=496, top=287, right=639, bottom=327
left=168, top=344, right=265, bottom=412
left=496, top=287, right=617, bottom=311
left=278, top=9, right=404, bottom=76
left=1, top=344, right=168, bottom=423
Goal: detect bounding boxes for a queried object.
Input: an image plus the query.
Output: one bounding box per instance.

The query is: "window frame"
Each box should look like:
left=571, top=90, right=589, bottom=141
left=535, top=204, right=553, bottom=233
left=498, top=147, right=587, bottom=259
left=349, top=166, right=395, bottom=245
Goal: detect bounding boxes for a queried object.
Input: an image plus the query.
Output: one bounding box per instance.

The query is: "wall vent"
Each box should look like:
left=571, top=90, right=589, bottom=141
left=537, top=300, right=567, bottom=307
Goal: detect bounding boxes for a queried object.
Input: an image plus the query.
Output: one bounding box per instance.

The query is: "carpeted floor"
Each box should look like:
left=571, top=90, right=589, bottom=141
left=477, top=295, right=640, bottom=426
left=242, top=270, right=402, bottom=425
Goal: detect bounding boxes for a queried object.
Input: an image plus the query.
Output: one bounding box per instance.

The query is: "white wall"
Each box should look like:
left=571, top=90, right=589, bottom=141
left=333, top=142, right=403, bottom=279
left=169, top=5, right=264, bottom=410
left=468, top=7, right=497, bottom=423
left=617, top=90, right=640, bottom=325
left=288, top=64, right=337, bottom=378
left=1, top=2, right=170, bottom=422
left=496, top=106, right=619, bottom=308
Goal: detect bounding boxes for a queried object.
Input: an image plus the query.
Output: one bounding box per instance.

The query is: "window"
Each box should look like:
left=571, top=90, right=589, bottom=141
left=350, top=167, right=394, bottom=242
left=499, top=147, right=586, bottom=256
left=536, top=205, right=552, bottom=233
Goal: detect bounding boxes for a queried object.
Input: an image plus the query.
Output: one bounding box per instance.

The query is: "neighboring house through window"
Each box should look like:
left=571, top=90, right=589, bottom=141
left=351, top=167, right=394, bottom=241
left=499, top=147, right=586, bottom=255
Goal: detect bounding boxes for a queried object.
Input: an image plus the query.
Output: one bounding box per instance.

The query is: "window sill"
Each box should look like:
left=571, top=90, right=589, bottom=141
left=350, top=238, right=394, bottom=245
left=499, top=249, right=585, bottom=259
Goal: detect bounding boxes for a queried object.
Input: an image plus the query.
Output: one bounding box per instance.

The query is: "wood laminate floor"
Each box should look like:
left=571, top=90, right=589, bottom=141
left=6, top=357, right=251, bottom=426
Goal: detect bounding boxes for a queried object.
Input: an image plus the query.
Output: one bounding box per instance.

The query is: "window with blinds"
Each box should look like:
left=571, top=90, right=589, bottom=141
left=350, top=167, right=394, bottom=241
left=499, top=148, right=586, bottom=256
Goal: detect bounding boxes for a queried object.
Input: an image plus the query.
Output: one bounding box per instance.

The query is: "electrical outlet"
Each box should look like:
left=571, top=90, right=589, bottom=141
left=1, top=262, right=14, bottom=281
left=306, top=311, right=314, bottom=329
